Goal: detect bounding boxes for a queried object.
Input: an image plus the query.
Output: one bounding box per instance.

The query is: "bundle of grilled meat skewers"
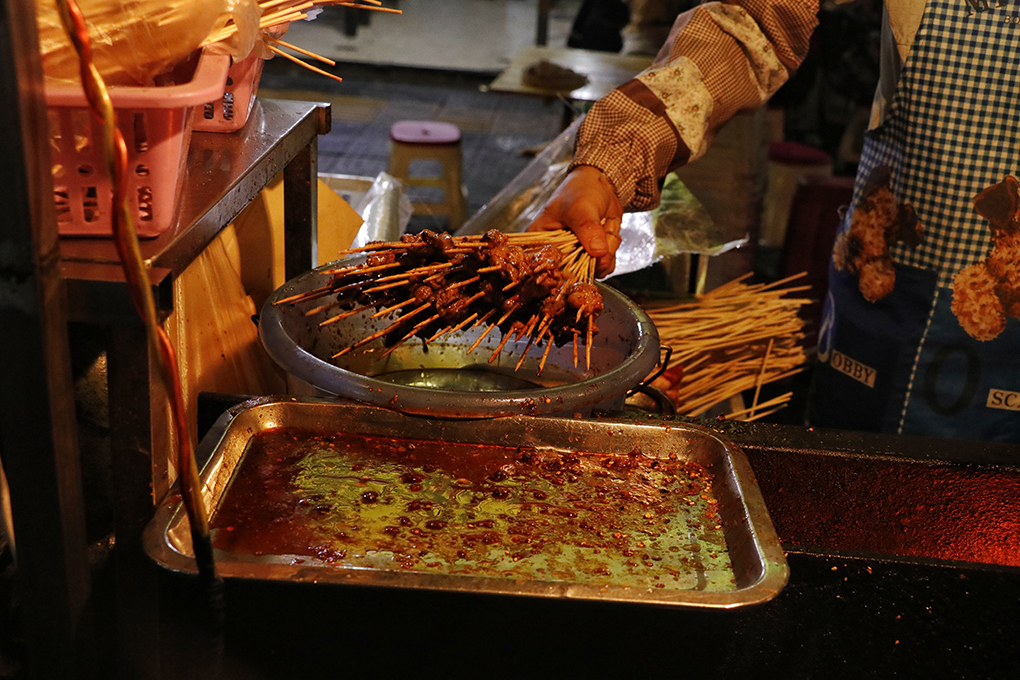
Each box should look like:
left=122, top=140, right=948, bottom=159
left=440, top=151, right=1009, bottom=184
left=277, top=229, right=604, bottom=372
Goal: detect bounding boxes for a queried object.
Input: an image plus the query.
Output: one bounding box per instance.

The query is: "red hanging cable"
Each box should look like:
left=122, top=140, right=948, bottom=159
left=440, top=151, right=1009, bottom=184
left=53, top=0, right=218, bottom=585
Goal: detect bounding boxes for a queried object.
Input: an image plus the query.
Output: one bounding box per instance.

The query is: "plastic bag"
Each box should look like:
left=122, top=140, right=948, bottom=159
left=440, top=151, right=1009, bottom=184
left=651, top=172, right=747, bottom=257
left=351, top=172, right=413, bottom=249
left=614, top=212, right=657, bottom=277
left=456, top=116, right=733, bottom=279
left=219, top=0, right=261, bottom=61
left=36, top=0, right=241, bottom=86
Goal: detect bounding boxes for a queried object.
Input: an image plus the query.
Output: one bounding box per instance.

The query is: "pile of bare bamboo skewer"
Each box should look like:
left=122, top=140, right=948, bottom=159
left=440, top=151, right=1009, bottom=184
left=276, top=229, right=603, bottom=373
left=203, top=0, right=401, bottom=82
left=644, top=273, right=812, bottom=421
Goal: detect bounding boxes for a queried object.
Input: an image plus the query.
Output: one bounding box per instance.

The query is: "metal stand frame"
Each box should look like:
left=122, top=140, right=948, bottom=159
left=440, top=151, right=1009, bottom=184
left=1, top=1, right=330, bottom=672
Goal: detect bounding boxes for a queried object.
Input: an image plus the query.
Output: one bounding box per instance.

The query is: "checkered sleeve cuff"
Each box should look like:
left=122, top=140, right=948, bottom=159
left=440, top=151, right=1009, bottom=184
left=571, top=85, right=692, bottom=211
left=572, top=0, right=817, bottom=211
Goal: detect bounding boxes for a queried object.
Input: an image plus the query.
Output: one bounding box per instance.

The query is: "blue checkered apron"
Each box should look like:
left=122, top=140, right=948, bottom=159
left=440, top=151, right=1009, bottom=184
left=812, top=0, right=1020, bottom=441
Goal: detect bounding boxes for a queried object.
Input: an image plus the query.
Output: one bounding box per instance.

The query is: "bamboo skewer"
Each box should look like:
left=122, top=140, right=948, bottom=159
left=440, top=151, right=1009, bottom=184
left=748, top=337, right=774, bottom=420
left=387, top=313, right=442, bottom=354
left=267, top=37, right=336, bottom=66
left=337, top=2, right=402, bottom=13
left=332, top=301, right=431, bottom=358
left=266, top=44, right=343, bottom=83
left=521, top=313, right=541, bottom=341
left=644, top=273, right=810, bottom=421
left=322, top=261, right=400, bottom=277
left=320, top=304, right=372, bottom=327
left=514, top=332, right=540, bottom=371
left=258, top=0, right=296, bottom=10
left=725, top=392, right=792, bottom=420
left=362, top=279, right=412, bottom=294
left=304, top=299, right=348, bottom=316
left=488, top=329, right=517, bottom=364
left=586, top=316, right=592, bottom=371
left=538, top=331, right=556, bottom=375
left=274, top=286, right=335, bottom=305
left=427, top=310, right=479, bottom=344
left=205, top=0, right=402, bottom=47
left=468, top=322, right=499, bottom=354
left=285, top=229, right=599, bottom=369
left=347, top=262, right=455, bottom=287
left=448, top=275, right=481, bottom=290
left=468, top=301, right=520, bottom=353
left=371, top=296, right=417, bottom=319
left=202, top=0, right=404, bottom=82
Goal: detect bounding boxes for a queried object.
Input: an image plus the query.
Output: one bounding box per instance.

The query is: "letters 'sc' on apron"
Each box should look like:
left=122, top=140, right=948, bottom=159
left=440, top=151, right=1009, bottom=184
left=812, top=0, right=1020, bottom=442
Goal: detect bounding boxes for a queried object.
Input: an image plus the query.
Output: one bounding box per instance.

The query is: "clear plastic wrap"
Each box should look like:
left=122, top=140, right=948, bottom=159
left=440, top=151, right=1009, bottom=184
left=615, top=212, right=657, bottom=277
left=651, top=172, right=748, bottom=257
left=35, top=0, right=251, bottom=86
left=216, top=0, right=262, bottom=61
left=455, top=116, right=739, bottom=279
left=351, top=172, right=413, bottom=249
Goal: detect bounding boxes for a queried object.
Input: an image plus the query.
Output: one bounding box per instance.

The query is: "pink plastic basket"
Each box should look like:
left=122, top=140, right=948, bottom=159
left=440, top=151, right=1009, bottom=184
left=45, top=49, right=230, bottom=238
left=192, top=52, right=265, bottom=133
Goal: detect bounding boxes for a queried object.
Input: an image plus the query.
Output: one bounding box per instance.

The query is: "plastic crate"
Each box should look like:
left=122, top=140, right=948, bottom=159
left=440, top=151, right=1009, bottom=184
left=45, top=49, right=230, bottom=238
left=192, top=52, right=265, bottom=133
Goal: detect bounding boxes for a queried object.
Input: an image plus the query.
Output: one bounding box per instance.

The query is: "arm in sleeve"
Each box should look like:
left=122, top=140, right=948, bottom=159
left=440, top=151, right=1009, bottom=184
left=572, top=0, right=819, bottom=211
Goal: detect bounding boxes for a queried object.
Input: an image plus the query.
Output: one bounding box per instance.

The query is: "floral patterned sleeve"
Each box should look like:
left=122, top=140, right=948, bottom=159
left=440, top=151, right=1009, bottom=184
left=572, top=0, right=819, bottom=211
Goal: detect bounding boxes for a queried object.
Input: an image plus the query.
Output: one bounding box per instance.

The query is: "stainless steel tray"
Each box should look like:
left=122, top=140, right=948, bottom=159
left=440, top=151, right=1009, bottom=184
left=145, top=398, right=787, bottom=608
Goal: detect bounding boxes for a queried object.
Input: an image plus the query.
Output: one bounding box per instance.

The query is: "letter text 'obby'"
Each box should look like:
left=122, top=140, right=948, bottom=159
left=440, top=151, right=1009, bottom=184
left=830, top=350, right=877, bottom=388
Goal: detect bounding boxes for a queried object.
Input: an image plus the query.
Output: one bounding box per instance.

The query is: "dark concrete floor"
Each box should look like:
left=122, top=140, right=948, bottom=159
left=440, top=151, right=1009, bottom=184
left=260, top=58, right=568, bottom=232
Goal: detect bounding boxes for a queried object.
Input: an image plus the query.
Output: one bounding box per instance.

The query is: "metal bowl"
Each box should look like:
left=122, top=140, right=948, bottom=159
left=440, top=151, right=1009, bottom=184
left=259, top=258, right=659, bottom=418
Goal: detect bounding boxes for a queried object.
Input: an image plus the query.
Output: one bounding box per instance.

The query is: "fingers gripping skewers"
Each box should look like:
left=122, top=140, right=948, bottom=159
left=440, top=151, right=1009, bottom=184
left=276, top=229, right=604, bottom=372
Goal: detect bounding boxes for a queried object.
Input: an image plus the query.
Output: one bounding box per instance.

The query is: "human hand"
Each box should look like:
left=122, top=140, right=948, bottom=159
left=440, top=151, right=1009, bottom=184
left=528, top=165, right=624, bottom=278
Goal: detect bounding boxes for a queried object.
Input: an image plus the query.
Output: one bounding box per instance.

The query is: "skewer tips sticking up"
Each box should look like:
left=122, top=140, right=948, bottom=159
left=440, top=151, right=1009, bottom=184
left=287, top=229, right=602, bottom=371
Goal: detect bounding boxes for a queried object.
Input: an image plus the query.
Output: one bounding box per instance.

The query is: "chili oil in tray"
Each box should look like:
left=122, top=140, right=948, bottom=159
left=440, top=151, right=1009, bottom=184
left=210, top=428, right=735, bottom=591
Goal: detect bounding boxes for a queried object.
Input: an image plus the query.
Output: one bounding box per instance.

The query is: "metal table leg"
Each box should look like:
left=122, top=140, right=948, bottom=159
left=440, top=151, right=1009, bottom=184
left=284, top=137, right=319, bottom=280
left=537, top=0, right=554, bottom=46
left=0, top=0, right=92, bottom=675
left=107, top=324, right=162, bottom=680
